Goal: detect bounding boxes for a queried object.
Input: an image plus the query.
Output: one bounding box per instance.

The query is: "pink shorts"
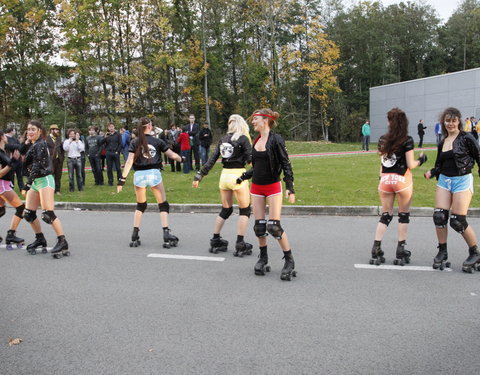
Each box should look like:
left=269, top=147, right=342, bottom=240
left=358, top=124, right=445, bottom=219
left=0, top=179, right=13, bottom=195
left=251, top=181, right=282, bottom=197
left=378, top=170, right=412, bottom=193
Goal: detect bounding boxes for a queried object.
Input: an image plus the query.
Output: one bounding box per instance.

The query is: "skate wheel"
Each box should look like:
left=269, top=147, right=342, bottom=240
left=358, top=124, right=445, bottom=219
left=445, top=262, right=451, bottom=268
left=42, top=248, right=48, bottom=254
left=138, top=240, right=141, bottom=245
left=405, top=257, right=410, bottom=264
left=30, top=249, right=37, bottom=255
left=63, top=251, right=70, bottom=257
left=6, top=245, right=13, bottom=251
left=393, top=259, right=398, bottom=265
left=374, top=259, right=381, bottom=266
left=292, top=271, right=297, bottom=277
left=163, top=244, right=171, bottom=249
left=233, top=252, right=239, bottom=257
left=380, top=257, right=385, bottom=263
left=369, top=259, right=374, bottom=265
left=432, top=263, right=438, bottom=269
left=439, top=265, right=444, bottom=271
left=129, top=242, right=133, bottom=247
left=265, top=266, right=271, bottom=272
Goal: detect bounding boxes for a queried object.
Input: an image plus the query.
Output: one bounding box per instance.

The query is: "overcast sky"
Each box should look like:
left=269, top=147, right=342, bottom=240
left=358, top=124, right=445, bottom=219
left=378, top=0, right=461, bottom=22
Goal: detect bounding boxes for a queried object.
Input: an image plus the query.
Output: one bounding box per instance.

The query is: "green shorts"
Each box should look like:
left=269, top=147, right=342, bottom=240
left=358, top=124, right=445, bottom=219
left=31, top=175, right=55, bottom=192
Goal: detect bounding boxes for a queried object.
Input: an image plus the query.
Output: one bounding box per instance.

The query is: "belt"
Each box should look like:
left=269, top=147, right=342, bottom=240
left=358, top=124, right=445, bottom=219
left=68, top=157, right=81, bottom=159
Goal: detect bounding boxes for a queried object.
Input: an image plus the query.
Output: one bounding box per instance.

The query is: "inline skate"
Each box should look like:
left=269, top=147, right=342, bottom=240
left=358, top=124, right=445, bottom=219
left=280, top=252, right=297, bottom=281
left=432, top=243, right=450, bottom=270
left=209, top=236, right=228, bottom=253
left=233, top=240, right=253, bottom=257
left=5, top=230, right=24, bottom=250
left=393, top=240, right=411, bottom=266
left=51, top=235, right=70, bottom=259
left=163, top=228, right=179, bottom=249
left=369, top=240, right=385, bottom=266
left=462, top=245, right=480, bottom=273
left=26, top=233, right=47, bottom=255
left=254, top=247, right=270, bottom=275
left=130, top=227, right=141, bottom=247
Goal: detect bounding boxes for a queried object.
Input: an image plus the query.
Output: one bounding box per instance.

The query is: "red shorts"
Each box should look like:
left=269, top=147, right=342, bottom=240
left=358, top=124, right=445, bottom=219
left=251, top=181, right=282, bottom=197
left=378, top=170, right=412, bottom=193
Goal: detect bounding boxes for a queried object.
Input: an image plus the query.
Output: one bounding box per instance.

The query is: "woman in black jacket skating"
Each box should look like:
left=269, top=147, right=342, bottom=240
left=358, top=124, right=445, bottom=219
left=237, top=108, right=296, bottom=280
left=192, top=114, right=253, bottom=256
left=425, top=107, right=480, bottom=272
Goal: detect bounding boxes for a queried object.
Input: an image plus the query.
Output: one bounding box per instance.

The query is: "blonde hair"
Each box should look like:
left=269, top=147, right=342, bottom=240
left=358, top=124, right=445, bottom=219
left=228, top=114, right=251, bottom=143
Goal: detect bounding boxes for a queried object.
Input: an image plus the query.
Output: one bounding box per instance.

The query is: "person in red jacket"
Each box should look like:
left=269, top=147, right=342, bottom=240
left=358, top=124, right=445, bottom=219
left=177, top=127, right=191, bottom=174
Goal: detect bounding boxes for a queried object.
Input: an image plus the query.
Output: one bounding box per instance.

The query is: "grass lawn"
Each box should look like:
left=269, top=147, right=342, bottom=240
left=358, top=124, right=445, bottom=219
left=29, top=142, right=480, bottom=207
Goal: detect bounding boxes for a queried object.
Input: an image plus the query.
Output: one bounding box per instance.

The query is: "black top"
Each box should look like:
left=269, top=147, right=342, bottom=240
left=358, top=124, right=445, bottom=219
left=86, top=135, right=104, bottom=158
left=199, top=128, right=213, bottom=148
left=128, top=135, right=169, bottom=171
left=198, top=133, right=252, bottom=177
left=438, top=150, right=459, bottom=177
left=101, top=131, right=123, bottom=153
left=379, top=136, right=414, bottom=175
left=252, top=149, right=279, bottom=185
left=23, top=139, right=53, bottom=185
left=0, top=149, right=16, bottom=181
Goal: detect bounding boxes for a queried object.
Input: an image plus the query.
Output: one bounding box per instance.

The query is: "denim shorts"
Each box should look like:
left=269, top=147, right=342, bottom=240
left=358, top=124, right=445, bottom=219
left=437, top=173, right=473, bottom=194
left=133, top=169, right=162, bottom=187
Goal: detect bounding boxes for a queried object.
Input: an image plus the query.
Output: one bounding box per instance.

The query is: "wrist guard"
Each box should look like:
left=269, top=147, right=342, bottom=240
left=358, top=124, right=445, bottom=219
left=417, top=154, right=427, bottom=166
left=193, top=172, right=203, bottom=182
left=117, top=177, right=126, bottom=186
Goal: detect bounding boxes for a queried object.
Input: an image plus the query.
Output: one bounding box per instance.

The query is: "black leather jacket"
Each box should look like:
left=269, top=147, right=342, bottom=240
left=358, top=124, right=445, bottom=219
left=23, top=139, right=53, bottom=185
left=430, top=131, right=480, bottom=178
left=241, top=132, right=295, bottom=193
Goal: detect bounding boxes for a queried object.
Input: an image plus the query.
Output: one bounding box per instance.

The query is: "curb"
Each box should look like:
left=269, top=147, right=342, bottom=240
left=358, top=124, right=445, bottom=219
left=53, top=202, right=480, bottom=218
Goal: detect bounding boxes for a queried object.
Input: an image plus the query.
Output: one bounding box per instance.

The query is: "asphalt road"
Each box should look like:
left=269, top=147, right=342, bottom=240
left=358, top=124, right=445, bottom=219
left=1, top=210, right=480, bottom=374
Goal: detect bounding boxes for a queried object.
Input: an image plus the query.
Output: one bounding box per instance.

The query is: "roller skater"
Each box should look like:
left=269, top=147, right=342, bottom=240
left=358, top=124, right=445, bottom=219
left=26, top=232, right=47, bottom=255
left=209, top=235, right=228, bottom=253
left=234, top=239, right=252, bottom=257
left=280, top=251, right=296, bottom=281
left=163, top=227, right=179, bottom=248
left=432, top=243, right=450, bottom=270
left=51, top=235, right=70, bottom=259
left=425, top=107, right=480, bottom=274
left=369, top=108, right=426, bottom=266
left=237, top=109, right=297, bottom=280
left=393, top=240, right=411, bottom=266
left=5, top=230, right=24, bottom=250
left=369, top=240, right=385, bottom=266
left=254, top=246, right=270, bottom=275
left=462, top=246, right=480, bottom=273
left=118, top=117, right=184, bottom=249
left=192, top=115, right=253, bottom=257
left=130, top=227, right=141, bottom=247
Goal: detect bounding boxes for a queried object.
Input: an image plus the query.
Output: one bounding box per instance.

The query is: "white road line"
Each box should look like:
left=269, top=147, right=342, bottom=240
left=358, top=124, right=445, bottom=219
left=0, top=244, right=53, bottom=251
left=148, top=253, right=225, bottom=262
left=354, top=264, right=453, bottom=272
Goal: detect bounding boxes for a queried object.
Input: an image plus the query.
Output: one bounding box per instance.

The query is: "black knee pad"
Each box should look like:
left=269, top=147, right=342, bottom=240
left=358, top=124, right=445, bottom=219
left=23, top=209, right=37, bottom=223
left=254, top=219, right=267, bottom=237
left=450, top=214, right=468, bottom=233
left=41, top=210, right=57, bottom=225
left=158, top=201, right=170, bottom=213
left=398, top=212, right=410, bottom=224
left=219, top=206, right=233, bottom=220
left=267, top=220, right=284, bottom=240
left=238, top=205, right=251, bottom=218
left=379, top=212, right=393, bottom=226
left=136, top=201, right=147, bottom=213
left=0, top=206, right=5, bottom=218
left=433, top=208, right=449, bottom=228
left=15, top=204, right=25, bottom=219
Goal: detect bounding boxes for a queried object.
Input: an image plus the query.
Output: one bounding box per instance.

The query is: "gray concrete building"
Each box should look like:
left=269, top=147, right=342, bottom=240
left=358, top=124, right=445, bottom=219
left=369, top=67, right=480, bottom=144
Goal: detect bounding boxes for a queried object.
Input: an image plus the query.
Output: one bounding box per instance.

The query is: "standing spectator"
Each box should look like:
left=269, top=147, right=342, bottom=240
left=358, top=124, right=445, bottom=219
left=5, top=127, right=24, bottom=190
left=46, top=125, right=64, bottom=195
left=186, top=114, right=200, bottom=171
left=166, top=124, right=181, bottom=172
left=199, top=122, right=213, bottom=166
left=78, top=130, right=86, bottom=184
left=465, top=116, right=478, bottom=141
left=417, top=119, right=427, bottom=148
left=434, top=121, right=443, bottom=145
left=471, top=117, right=479, bottom=141
left=177, top=127, right=191, bottom=174
left=85, top=126, right=104, bottom=185
left=63, top=129, right=84, bottom=192
left=120, top=126, right=131, bottom=164
left=424, top=107, right=480, bottom=273
left=361, top=120, right=370, bottom=151
left=101, top=122, right=122, bottom=186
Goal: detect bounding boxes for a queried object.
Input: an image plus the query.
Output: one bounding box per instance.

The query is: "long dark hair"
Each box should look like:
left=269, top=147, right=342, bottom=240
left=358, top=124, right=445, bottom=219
left=440, top=107, right=463, bottom=136
left=378, top=108, right=409, bottom=157
left=134, top=117, right=151, bottom=162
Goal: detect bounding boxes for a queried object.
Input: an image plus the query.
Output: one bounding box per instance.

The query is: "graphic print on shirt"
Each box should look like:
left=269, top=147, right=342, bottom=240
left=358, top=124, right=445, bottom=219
left=220, top=142, right=234, bottom=159
left=142, top=144, right=156, bottom=159
left=381, top=153, right=397, bottom=168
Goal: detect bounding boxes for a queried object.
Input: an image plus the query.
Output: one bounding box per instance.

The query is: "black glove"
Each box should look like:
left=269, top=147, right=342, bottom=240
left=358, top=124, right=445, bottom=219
left=23, top=183, right=31, bottom=193
left=236, top=177, right=243, bottom=185
left=417, top=154, right=427, bottom=166
left=117, top=177, right=126, bottom=186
